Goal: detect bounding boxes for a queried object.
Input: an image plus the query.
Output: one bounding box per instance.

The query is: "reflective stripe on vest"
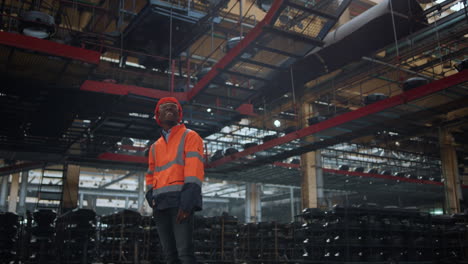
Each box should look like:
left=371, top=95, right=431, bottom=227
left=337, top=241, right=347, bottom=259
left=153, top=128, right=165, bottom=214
left=186, top=151, right=204, bottom=162
left=153, top=184, right=183, bottom=196
left=185, top=176, right=202, bottom=186
left=151, top=144, right=156, bottom=168
left=154, top=129, right=191, bottom=172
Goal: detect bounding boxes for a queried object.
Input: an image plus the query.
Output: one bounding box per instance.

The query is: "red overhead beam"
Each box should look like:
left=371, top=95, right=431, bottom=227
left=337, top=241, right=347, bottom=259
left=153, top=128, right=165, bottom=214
left=235, top=103, right=256, bottom=116
left=81, top=80, right=188, bottom=101
left=81, top=80, right=256, bottom=116
left=186, top=0, right=285, bottom=100
left=0, top=31, right=101, bottom=64
left=206, top=70, right=468, bottom=169
left=273, top=161, right=300, bottom=169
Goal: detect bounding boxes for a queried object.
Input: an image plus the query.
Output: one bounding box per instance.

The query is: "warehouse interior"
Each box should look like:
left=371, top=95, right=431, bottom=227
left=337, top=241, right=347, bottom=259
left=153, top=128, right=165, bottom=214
left=0, top=0, right=468, bottom=263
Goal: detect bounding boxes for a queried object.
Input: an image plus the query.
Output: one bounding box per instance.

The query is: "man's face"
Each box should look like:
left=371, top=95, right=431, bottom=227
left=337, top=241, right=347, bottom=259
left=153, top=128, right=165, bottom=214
left=158, top=102, right=179, bottom=127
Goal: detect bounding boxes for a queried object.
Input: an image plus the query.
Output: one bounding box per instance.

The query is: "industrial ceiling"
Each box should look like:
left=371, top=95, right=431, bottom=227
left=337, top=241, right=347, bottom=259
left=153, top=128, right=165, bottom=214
left=0, top=0, right=467, bottom=196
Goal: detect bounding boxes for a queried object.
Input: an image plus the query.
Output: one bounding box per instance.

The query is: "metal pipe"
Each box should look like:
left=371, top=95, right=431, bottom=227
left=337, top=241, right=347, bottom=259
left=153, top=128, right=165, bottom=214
left=385, top=11, right=466, bottom=56
left=0, top=175, right=8, bottom=210
left=362, top=56, right=434, bottom=80
left=169, top=6, right=173, bottom=90
left=239, top=0, right=243, bottom=37
left=290, top=186, right=294, bottom=222
left=245, top=183, right=251, bottom=223
left=79, top=193, right=84, bottom=208
left=138, top=172, right=144, bottom=211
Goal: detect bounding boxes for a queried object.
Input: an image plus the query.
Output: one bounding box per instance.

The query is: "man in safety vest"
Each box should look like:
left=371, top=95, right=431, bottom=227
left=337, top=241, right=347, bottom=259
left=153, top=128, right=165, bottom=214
left=145, top=97, right=204, bottom=264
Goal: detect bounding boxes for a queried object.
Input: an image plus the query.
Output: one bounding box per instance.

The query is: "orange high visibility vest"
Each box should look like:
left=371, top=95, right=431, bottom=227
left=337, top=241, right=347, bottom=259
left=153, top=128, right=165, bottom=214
left=145, top=124, right=204, bottom=198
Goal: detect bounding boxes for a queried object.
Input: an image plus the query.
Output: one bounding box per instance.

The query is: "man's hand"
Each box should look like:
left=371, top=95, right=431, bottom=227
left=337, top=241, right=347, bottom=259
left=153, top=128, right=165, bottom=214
left=176, top=208, right=191, bottom=224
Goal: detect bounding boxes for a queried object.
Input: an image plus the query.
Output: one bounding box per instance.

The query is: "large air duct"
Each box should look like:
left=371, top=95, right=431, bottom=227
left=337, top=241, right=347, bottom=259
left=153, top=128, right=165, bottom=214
left=293, top=0, right=426, bottom=85
left=262, top=0, right=427, bottom=102
left=20, top=11, right=55, bottom=39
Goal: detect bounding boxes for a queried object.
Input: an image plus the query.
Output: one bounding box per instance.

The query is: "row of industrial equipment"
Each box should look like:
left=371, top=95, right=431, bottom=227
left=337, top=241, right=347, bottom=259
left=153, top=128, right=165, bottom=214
left=0, top=206, right=466, bottom=263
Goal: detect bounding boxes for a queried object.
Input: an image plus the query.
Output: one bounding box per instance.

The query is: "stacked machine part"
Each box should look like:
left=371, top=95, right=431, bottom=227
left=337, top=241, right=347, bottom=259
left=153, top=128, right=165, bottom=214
left=237, top=221, right=299, bottom=263
left=140, top=215, right=164, bottom=263
left=99, top=210, right=144, bottom=263
left=55, top=209, right=97, bottom=263
left=298, top=205, right=468, bottom=262
left=431, top=214, right=468, bottom=262
left=193, top=213, right=238, bottom=263
left=27, top=209, right=57, bottom=263
left=0, top=212, right=20, bottom=263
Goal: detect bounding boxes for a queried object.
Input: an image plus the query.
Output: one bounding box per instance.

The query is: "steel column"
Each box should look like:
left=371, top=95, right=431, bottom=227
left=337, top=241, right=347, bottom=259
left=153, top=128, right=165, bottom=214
left=18, top=171, right=28, bottom=214
left=300, top=103, right=324, bottom=209
left=8, top=173, right=20, bottom=213
left=290, top=187, right=294, bottom=222
left=62, top=164, right=81, bottom=210
left=245, top=183, right=262, bottom=223
left=79, top=193, right=84, bottom=209
left=0, top=175, right=8, bottom=210
left=439, top=128, right=462, bottom=213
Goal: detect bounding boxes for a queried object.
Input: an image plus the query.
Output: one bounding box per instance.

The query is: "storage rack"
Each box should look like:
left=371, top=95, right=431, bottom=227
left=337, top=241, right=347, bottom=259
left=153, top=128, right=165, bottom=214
left=193, top=213, right=238, bottom=263
left=297, top=205, right=468, bottom=263
left=55, top=209, right=97, bottom=264
left=99, top=209, right=143, bottom=264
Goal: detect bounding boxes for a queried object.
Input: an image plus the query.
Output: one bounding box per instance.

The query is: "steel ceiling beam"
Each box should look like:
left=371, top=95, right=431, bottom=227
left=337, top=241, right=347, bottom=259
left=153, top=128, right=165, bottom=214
left=206, top=70, right=468, bottom=169
left=0, top=162, right=44, bottom=177
left=81, top=80, right=187, bottom=101
left=98, top=171, right=137, bottom=189
left=187, top=0, right=285, bottom=100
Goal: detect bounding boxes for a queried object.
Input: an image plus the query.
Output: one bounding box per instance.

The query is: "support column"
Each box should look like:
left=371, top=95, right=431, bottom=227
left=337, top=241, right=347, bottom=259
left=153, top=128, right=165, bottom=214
left=290, top=187, right=295, bottom=222
left=85, top=196, right=95, bottom=210
left=62, top=164, right=80, bottom=211
left=8, top=173, right=20, bottom=212
left=79, top=193, right=84, bottom=209
left=245, top=183, right=261, bottom=223
left=0, top=176, right=9, bottom=211
left=18, top=171, right=29, bottom=215
left=300, top=103, right=324, bottom=209
left=439, top=128, right=462, bottom=214
left=138, top=172, right=144, bottom=213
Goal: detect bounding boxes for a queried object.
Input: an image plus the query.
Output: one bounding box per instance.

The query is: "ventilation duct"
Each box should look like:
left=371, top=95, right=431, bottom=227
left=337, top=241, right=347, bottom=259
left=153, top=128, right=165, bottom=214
left=226, top=36, right=257, bottom=59
left=364, top=93, right=388, bottom=105
left=196, top=67, right=228, bottom=89
left=262, top=0, right=427, bottom=103
left=256, top=0, right=273, bottom=12
left=402, top=77, right=429, bottom=91
left=20, top=11, right=55, bottom=39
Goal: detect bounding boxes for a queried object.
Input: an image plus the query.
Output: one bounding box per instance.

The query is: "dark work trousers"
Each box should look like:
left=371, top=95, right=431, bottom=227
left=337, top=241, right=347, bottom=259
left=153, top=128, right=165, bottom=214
left=154, top=207, right=196, bottom=264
